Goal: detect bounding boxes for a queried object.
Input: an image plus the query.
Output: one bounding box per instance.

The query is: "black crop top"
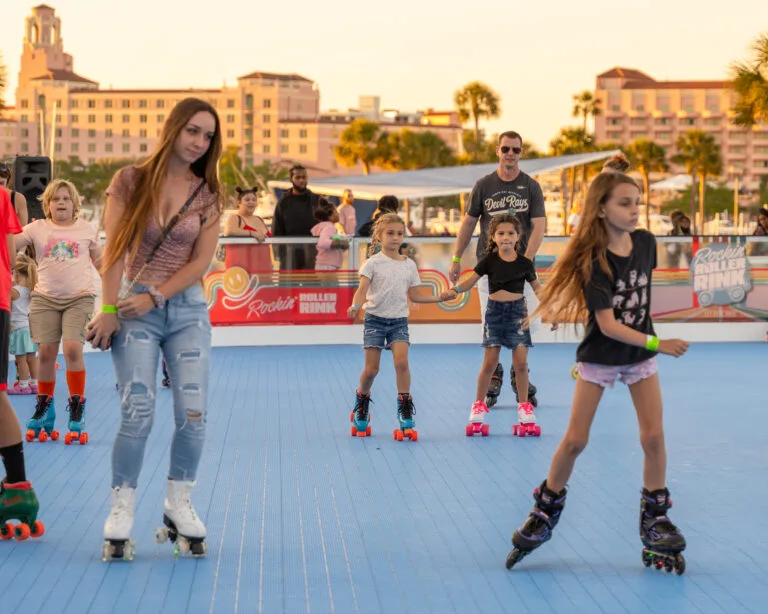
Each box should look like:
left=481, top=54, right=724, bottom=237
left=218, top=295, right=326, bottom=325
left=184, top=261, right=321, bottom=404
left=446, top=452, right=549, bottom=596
left=473, top=251, right=537, bottom=294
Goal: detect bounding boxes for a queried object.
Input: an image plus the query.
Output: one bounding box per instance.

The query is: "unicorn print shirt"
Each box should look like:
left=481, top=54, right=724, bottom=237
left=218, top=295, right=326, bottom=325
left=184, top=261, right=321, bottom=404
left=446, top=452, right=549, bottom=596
left=17, top=218, right=100, bottom=299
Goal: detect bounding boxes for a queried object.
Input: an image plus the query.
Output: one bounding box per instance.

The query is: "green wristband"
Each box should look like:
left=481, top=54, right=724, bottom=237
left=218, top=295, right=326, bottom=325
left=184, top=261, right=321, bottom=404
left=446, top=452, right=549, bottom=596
left=102, top=304, right=118, bottom=314
left=452, top=256, right=461, bottom=263
left=645, top=335, right=659, bottom=351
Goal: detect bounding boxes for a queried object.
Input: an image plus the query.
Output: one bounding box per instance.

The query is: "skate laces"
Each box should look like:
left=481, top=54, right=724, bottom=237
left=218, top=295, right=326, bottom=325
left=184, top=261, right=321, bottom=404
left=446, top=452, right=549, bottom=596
left=471, top=401, right=489, bottom=417
left=519, top=402, right=534, bottom=416
left=68, top=396, right=84, bottom=422
left=355, top=393, right=371, bottom=420
left=32, top=396, right=50, bottom=420
left=398, top=395, right=415, bottom=420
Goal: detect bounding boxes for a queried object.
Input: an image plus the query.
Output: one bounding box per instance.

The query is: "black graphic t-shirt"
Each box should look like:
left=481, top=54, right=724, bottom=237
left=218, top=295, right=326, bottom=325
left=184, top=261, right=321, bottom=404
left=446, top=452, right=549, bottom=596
left=474, top=251, right=537, bottom=295
left=576, top=230, right=658, bottom=366
left=467, top=171, right=545, bottom=260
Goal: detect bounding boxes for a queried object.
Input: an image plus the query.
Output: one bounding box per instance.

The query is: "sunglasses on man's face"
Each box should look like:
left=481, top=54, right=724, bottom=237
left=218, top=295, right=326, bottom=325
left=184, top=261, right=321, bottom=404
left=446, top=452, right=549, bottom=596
left=500, top=146, right=522, bottom=155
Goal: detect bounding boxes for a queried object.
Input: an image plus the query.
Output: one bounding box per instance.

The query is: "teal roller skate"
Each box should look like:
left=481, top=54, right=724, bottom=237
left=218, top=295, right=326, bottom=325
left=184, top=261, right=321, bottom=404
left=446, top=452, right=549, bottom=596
left=0, top=480, right=45, bottom=541
left=25, top=396, right=59, bottom=443
left=393, top=393, right=418, bottom=442
left=349, top=391, right=372, bottom=437
left=65, top=396, right=88, bottom=445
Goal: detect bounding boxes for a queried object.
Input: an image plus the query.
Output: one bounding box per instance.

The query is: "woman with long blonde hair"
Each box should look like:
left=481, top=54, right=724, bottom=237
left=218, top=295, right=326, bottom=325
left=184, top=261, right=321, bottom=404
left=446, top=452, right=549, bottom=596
left=86, top=97, right=223, bottom=561
left=505, top=172, right=691, bottom=575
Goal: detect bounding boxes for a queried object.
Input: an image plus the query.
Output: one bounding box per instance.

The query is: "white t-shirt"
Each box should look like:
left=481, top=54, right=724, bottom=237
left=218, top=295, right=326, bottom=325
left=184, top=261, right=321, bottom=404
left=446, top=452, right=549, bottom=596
left=11, top=285, right=31, bottom=330
left=359, top=252, right=422, bottom=319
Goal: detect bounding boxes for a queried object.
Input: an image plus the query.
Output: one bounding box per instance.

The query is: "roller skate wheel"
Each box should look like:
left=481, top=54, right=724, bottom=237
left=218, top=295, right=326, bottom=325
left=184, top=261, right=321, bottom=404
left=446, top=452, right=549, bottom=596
left=25, top=430, right=35, bottom=442
left=505, top=548, right=527, bottom=570
left=14, top=523, right=31, bottom=541
left=532, top=425, right=542, bottom=437
left=393, top=429, right=404, bottom=441
left=1, top=521, right=14, bottom=539
left=407, top=429, right=418, bottom=441
left=80, top=432, right=88, bottom=445
left=465, top=424, right=474, bottom=437
left=65, top=433, right=72, bottom=445
left=486, top=395, right=497, bottom=408
left=365, top=425, right=372, bottom=436
left=350, top=425, right=357, bottom=437
left=102, top=542, right=114, bottom=562
left=355, top=430, right=367, bottom=438
left=154, top=527, right=170, bottom=544
left=31, top=520, right=45, bottom=538
left=481, top=424, right=490, bottom=437
left=38, top=431, right=48, bottom=443
left=174, top=537, right=191, bottom=557
left=51, top=430, right=60, bottom=441
left=674, top=554, right=686, bottom=575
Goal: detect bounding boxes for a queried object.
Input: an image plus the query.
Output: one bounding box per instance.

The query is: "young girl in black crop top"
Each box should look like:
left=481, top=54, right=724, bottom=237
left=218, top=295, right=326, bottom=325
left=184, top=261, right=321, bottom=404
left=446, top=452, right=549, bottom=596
left=444, top=214, right=556, bottom=437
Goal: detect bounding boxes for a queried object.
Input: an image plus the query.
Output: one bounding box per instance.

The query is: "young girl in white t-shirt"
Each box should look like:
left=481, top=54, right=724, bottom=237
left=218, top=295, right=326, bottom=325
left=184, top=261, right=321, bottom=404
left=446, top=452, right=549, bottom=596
left=9, top=254, right=39, bottom=395
left=347, top=213, right=451, bottom=441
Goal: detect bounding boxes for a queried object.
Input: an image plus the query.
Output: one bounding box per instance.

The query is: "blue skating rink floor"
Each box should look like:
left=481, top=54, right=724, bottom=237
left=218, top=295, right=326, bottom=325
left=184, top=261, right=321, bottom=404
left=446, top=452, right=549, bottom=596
left=2, top=341, right=767, bottom=614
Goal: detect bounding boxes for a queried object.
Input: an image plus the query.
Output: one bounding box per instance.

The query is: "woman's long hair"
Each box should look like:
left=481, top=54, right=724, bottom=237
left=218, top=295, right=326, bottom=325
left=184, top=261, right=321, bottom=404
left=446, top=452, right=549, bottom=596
left=103, top=97, right=223, bottom=270
left=531, top=172, right=640, bottom=325
left=14, top=253, right=38, bottom=291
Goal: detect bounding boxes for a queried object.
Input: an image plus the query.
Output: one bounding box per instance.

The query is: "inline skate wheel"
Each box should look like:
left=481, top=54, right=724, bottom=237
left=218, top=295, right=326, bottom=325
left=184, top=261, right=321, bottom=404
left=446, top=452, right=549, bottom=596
left=505, top=548, right=527, bottom=570
left=486, top=395, right=497, bottom=408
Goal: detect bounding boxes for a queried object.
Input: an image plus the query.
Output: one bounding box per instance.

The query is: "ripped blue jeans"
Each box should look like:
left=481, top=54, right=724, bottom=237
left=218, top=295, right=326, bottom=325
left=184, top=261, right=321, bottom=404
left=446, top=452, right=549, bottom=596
left=110, top=282, right=212, bottom=489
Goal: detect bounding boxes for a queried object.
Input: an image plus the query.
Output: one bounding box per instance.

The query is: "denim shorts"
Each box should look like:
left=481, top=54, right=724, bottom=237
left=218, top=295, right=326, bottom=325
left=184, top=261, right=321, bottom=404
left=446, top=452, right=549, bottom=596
left=577, top=357, right=658, bottom=389
left=482, top=298, right=533, bottom=350
left=363, top=313, right=410, bottom=350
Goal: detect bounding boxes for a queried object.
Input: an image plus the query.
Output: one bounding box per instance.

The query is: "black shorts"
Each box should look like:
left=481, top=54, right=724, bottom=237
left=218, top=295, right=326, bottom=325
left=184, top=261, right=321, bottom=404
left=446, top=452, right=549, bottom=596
left=0, top=310, right=8, bottom=390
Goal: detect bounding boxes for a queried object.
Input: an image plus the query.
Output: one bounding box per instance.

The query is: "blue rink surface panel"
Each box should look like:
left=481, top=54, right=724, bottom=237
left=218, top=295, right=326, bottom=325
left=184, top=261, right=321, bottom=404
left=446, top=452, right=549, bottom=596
left=1, top=342, right=766, bottom=614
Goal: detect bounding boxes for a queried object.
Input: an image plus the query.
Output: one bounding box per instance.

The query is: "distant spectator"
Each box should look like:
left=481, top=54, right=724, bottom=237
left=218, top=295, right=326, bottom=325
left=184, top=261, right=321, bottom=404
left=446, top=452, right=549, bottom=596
left=753, top=206, right=768, bottom=236
left=669, top=210, right=691, bottom=236
left=312, top=197, right=349, bottom=271
left=272, top=165, right=320, bottom=270
left=357, top=195, right=400, bottom=237
left=0, top=163, right=28, bottom=225
left=338, top=189, right=357, bottom=235
left=223, top=186, right=272, bottom=274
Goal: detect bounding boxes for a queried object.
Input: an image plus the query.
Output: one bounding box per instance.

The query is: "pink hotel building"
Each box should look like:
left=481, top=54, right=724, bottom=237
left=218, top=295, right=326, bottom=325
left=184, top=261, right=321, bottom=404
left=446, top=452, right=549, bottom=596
left=595, top=68, right=768, bottom=186
left=1, top=5, right=462, bottom=177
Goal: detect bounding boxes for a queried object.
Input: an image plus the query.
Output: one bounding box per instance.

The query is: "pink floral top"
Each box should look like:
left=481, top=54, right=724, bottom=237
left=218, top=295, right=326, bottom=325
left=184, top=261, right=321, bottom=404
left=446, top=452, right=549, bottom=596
left=106, top=166, right=220, bottom=283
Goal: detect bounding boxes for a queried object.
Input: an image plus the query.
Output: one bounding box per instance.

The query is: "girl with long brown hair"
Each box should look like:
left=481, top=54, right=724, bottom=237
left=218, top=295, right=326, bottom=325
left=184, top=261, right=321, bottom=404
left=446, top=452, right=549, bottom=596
left=9, top=254, right=39, bottom=395
left=505, top=172, right=691, bottom=574
left=86, top=97, right=223, bottom=561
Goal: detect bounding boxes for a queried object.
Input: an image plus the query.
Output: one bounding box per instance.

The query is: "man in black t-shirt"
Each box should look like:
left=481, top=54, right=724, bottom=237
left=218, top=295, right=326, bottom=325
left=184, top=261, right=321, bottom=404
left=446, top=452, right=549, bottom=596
left=449, top=131, right=546, bottom=402
left=272, top=164, right=320, bottom=270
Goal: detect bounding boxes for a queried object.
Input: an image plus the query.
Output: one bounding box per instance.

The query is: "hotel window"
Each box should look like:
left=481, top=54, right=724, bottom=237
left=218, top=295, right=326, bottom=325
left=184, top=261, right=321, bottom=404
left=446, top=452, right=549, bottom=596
left=246, top=95, right=253, bottom=110
left=20, top=128, right=29, bottom=137
left=139, top=114, right=148, bottom=123
left=122, top=115, right=130, bottom=123
left=704, top=118, right=720, bottom=126
left=157, top=114, right=165, bottom=123
left=88, top=129, right=96, bottom=138
left=56, top=128, right=62, bottom=137
left=140, top=144, right=148, bottom=152
left=88, top=114, right=96, bottom=123
left=156, top=100, right=165, bottom=109
left=299, top=144, right=307, bottom=154
left=122, top=143, right=130, bottom=153
left=680, top=118, right=695, bottom=126
left=630, top=118, right=646, bottom=126
left=105, top=100, right=113, bottom=108
left=139, top=129, right=147, bottom=138
left=87, top=99, right=96, bottom=109
left=88, top=144, right=96, bottom=153
left=263, top=129, right=271, bottom=138
left=105, top=143, right=113, bottom=153
left=71, top=100, right=79, bottom=109
left=280, top=129, right=289, bottom=138
left=20, top=115, right=29, bottom=123
left=755, top=146, right=768, bottom=154
left=227, top=114, right=235, bottom=123
left=263, top=144, right=271, bottom=154
left=105, top=114, right=113, bottom=123
left=656, top=132, right=671, bottom=141
left=21, top=143, right=29, bottom=152
left=263, top=99, right=272, bottom=109
left=227, top=99, right=235, bottom=108
left=681, top=97, right=695, bottom=113
left=731, top=132, right=746, bottom=141
left=72, top=128, right=80, bottom=137
left=226, top=130, right=235, bottom=138
left=299, top=129, right=308, bottom=138
left=122, top=129, right=130, bottom=137
left=20, top=100, right=29, bottom=108
left=106, top=129, right=113, bottom=137
left=611, top=104, right=620, bottom=112
left=55, top=114, right=62, bottom=123
left=55, top=143, right=62, bottom=152
left=70, top=114, right=78, bottom=123
left=654, top=118, right=670, bottom=125
left=71, top=143, right=79, bottom=152
left=609, top=118, right=621, bottom=126
left=281, top=144, right=288, bottom=153
left=121, top=100, right=130, bottom=109
left=706, top=96, right=720, bottom=113
left=755, top=160, right=768, bottom=168
left=245, top=144, right=252, bottom=154
left=729, top=146, right=746, bottom=154
left=263, top=114, right=271, bottom=123
left=139, top=100, right=147, bottom=108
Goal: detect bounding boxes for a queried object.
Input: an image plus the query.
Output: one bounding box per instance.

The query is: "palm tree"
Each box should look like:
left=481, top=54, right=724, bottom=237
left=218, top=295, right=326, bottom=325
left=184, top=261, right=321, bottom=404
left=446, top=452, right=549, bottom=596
left=572, top=90, right=602, bottom=132
left=730, top=33, right=768, bottom=127
left=549, top=127, right=595, bottom=223
left=333, top=119, right=385, bottom=174
left=522, top=140, right=543, bottom=159
left=672, top=130, right=722, bottom=232
left=626, top=139, right=669, bottom=230
left=383, top=129, right=456, bottom=170
left=454, top=82, right=501, bottom=161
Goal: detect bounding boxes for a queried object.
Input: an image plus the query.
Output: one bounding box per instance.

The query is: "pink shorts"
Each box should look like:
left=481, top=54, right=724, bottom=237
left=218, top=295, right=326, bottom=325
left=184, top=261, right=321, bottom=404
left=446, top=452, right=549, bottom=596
left=577, top=357, right=658, bottom=389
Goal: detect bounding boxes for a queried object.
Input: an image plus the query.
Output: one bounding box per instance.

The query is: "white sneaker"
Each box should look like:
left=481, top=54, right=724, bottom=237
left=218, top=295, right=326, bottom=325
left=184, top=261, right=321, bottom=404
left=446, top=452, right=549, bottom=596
left=468, top=400, right=489, bottom=423
left=164, top=479, right=206, bottom=539
left=103, top=486, right=136, bottom=540
left=517, top=402, right=536, bottom=425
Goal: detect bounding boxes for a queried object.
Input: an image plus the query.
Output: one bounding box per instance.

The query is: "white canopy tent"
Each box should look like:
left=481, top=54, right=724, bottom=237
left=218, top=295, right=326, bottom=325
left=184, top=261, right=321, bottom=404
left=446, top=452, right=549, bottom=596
left=268, top=150, right=622, bottom=201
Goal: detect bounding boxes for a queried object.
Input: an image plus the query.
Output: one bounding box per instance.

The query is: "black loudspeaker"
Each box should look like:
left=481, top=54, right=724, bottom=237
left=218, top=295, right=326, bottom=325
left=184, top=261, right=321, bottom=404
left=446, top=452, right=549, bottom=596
left=13, top=156, right=51, bottom=222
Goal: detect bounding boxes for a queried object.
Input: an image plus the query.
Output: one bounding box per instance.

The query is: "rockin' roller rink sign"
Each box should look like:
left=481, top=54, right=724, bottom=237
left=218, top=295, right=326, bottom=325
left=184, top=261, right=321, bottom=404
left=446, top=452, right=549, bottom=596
left=689, top=243, right=751, bottom=307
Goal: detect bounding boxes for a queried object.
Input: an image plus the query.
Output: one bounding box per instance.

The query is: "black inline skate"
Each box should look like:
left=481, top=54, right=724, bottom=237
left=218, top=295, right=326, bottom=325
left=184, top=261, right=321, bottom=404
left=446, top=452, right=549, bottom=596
left=485, top=363, right=503, bottom=408
left=511, top=368, right=537, bottom=407
left=640, top=487, right=686, bottom=575
left=506, top=480, right=566, bottom=569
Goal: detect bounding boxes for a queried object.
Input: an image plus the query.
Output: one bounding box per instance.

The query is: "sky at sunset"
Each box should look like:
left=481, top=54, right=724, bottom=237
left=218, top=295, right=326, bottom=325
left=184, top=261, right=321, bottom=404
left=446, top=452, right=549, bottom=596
left=1, top=0, right=766, bottom=149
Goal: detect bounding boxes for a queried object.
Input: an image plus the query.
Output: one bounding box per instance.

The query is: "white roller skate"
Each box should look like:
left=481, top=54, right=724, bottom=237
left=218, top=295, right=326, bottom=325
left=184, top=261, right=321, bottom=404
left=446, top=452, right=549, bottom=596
left=465, top=400, right=490, bottom=436
left=155, top=479, right=207, bottom=557
left=102, top=486, right=136, bottom=562
left=513, top=401, right=541, bottom=437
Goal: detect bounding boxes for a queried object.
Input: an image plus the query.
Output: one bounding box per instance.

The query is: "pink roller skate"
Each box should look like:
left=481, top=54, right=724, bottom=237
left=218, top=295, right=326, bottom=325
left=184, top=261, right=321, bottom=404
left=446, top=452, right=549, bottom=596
left=465, top=400, right=490, bottom=437
left=512, top=401, right=541, bottom=437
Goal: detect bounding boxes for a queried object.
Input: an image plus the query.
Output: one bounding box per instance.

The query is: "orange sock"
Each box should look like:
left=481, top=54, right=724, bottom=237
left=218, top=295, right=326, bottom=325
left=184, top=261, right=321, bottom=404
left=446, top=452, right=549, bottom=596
left=66, top=370, right=86, bottom=398
left=38, top=381, right=55, bottom=397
